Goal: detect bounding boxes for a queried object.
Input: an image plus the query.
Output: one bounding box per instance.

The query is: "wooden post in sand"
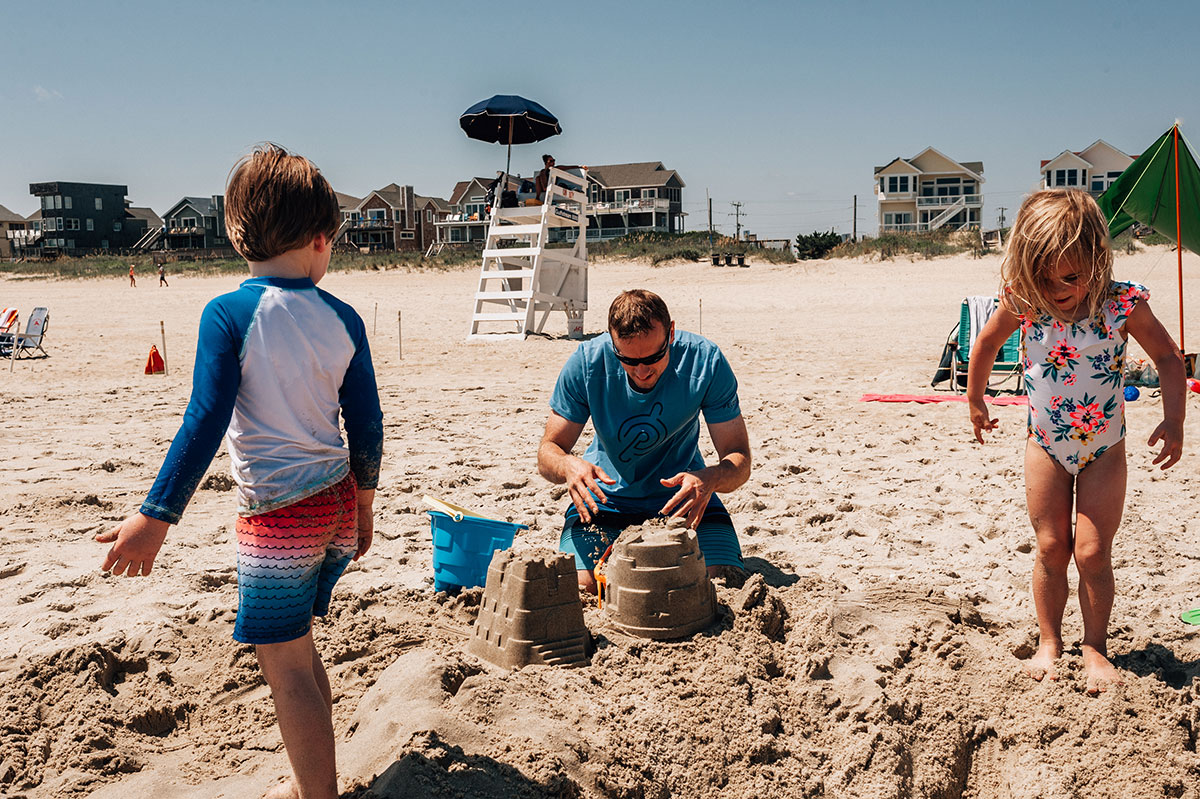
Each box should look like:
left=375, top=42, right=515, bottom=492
left=8, top=329, right=15, bottom=372
left=699, top=299, right=702, bottom=335
left=373, top=302, right=378, bottom=336
left=398, top=310, right=403, bottom=360
left=160, top=321, right=168, bottom=376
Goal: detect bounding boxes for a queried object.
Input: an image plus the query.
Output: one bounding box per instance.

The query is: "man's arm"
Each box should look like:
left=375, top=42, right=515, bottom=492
left=660, top=414, right=751, bottom=528
left=538, top=411, right=615, bottom=523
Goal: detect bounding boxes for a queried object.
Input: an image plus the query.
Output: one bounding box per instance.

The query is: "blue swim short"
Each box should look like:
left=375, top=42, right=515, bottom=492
left=233, top=472, right=359, bottom=645
left=559, top=497, right=742, bottom=572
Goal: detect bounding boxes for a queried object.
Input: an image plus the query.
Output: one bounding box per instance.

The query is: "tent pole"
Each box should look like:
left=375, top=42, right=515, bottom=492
left=1176, top=124, right=1184, bottom=352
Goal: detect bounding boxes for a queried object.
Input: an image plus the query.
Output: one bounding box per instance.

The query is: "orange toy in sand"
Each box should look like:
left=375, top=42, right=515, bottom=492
left=144, top=345, right=165, bottom=375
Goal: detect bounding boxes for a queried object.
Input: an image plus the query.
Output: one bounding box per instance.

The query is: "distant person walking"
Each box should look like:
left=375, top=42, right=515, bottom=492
left=128, top=264, right=136, bottom=288
left=158, top=263, right=168, bottom=287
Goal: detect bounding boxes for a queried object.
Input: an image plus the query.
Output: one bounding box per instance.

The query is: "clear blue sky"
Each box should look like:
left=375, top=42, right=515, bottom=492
left=2, top=0, right=1197, bottom=238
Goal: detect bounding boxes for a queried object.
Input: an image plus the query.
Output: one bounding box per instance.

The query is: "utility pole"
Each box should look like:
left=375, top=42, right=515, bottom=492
left=729, top=201, right=744, bottom=241
left=852, top=195, right=857, bottom=242
left=997, top=206, right=1007, bottom=229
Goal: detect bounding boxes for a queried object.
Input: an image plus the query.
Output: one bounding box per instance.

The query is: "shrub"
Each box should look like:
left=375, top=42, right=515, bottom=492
left=793, top=231, right=842, bottom=260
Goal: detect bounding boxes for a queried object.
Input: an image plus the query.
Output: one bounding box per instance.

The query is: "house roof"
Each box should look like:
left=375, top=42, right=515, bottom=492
left=165, top=196, right=216, bottom=218
left=449, top=176, right=519, bottom=206
left=587, top=162, right=685, bottom=189
left=369, top=183, right=411, bottom=210
left=335, top=191, right=360, bottom=210
left=415, top=194, right=451, bottom=212
left=0, top=204, right=25, bottom=223
left=873, top=157, right=920, bottom=175
left=126, top=206, right=162, bottom=227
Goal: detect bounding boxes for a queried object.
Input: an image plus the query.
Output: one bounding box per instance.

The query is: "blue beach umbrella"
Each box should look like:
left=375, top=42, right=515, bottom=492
left=459, top=95, right=561, bottom=183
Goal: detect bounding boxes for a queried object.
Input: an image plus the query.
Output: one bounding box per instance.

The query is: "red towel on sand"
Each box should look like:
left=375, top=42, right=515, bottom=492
left=860, top=394, right=1028, bottom=406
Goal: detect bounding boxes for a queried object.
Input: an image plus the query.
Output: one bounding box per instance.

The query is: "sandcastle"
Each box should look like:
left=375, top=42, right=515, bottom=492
left=468, top=550, right=590, bottom=669
left=601, top=525, right=717, bottom=640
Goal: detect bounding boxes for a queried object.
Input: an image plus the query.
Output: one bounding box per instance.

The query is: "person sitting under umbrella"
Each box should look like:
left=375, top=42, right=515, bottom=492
left=535, top=154, right=556, bottom=200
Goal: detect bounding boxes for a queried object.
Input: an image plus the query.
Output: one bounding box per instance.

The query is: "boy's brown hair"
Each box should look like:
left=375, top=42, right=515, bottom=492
left=1001, top=189, right=1114, bottom=322
left=608, top=289, right=671, bottom=338
left=224, top=143, right=340, bottom=263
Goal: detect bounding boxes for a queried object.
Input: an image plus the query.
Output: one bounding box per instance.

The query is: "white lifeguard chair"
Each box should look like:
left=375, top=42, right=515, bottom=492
left=468, top=166, right=589, bottom=339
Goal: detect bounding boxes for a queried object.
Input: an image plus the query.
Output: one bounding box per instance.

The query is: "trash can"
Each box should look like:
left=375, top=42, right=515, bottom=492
left=711, top=254, right=721, bottom=266
left=724, top=253, right=734, bottom=266
left=736, top=254, right=746, bottom=267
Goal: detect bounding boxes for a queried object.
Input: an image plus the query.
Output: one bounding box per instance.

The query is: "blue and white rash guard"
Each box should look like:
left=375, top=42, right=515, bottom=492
left=141, top=276, right=383, bottom=523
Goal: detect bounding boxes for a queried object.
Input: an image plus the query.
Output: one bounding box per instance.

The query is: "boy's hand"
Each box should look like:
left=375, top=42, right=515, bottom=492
left=354, top=506, right=373, bottom=561
left=969, top=400, right=998, bottom=443
left=1149, top=421, right=1184, bottom=469
left=97, top=513, right=170, bottom=576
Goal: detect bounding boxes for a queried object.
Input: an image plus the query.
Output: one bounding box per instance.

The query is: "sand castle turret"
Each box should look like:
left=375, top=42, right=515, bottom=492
left=602, top=526, right=716, bottom=640
left=468, top=550, right=589, bottom=669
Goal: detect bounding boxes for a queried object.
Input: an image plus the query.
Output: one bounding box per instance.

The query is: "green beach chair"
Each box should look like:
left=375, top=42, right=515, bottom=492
left=932, top=296, right=1023, bottom=393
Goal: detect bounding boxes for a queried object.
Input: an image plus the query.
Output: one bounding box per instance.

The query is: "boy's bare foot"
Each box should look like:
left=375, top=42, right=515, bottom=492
left=1082, top=646, right=1125, bottom=694
left=1024, top=640, right=1061, bottom=681
left=263, top=778, right=298, bottom=799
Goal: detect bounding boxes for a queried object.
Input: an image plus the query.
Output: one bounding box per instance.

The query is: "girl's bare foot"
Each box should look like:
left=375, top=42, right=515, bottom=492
left=263, top=778, right=299, bottom=799
left=1082, top=646, right=1125, bottom=694
left=1024, top=640, right=1061, bottom=681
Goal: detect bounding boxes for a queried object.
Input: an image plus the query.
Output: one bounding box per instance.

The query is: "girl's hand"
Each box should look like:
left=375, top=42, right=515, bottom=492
left=354, top=506, right=373, bottom=561
left=1148, top=421, right=1184, bottom=469
left=97, top=513, right=170, bottom=576
left=970, top=401, right=998, bottom=443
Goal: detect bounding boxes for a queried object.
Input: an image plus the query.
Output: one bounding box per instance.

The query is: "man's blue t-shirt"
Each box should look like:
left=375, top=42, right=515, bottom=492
left=549, top=330, right=741, bottom=510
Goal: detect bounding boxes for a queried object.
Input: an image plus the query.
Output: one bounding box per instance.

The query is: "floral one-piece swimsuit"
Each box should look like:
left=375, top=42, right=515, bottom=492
left=1020, top=280, right=1148, bottom=475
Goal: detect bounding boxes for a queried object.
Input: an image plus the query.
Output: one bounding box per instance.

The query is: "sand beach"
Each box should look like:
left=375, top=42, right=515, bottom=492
left=4, top=248, right=1200, bottom=798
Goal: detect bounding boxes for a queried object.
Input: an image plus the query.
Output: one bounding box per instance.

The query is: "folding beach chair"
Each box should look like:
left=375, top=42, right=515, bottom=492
left=1, top=307, right=49, bottom=359
left=931, top=296, right=1022, bottom=393
left=0, top=308, right=17, bottom=335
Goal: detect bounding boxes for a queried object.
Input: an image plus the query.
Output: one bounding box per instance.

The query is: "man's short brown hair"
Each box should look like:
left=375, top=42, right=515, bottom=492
left=224, top=143, right=339, bottom=263
left=608, top=289, right=671, bottom=338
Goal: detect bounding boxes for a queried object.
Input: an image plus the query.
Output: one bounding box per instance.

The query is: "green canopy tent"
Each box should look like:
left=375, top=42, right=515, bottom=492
left=1098, top=123, right=1200, bottom=350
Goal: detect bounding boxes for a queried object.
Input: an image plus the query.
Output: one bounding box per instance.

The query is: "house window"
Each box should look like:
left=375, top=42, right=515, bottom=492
left=886, top=176, right=910, bottom=193
left=101, top=240, right=109, bottom=249
left=615, top=190, right=631, bottom=202
left=66, top=239, right=74, bottom=248
left=41, top=196, right=52, bottom=210
left=57, top=217, right=64, bottom=230
left=1092, top=178, right=1105, bottom=192
left=95, top=198, right=103, bottom=210
left=426, top=209, right=433, bottom=222
left=54, top=195, right=62, bottom=210
left=66, top=218, right=80, bottom=231
left=64, top=196, right=72, bottom=209
left=367, top=208, right=386, bottom=221
left=1066, top=169, right=1078, bottom=186
left=1055, top=169, right=1066, bottom=186
left=642, top=189, right=657, bottom=199
left=86, top=218, right=94, bottom=231
left=182, top=217, right=196, bottom=227
left=113, top=221, right=122, bottom=232
left=400, top=231, right=414, bottom=239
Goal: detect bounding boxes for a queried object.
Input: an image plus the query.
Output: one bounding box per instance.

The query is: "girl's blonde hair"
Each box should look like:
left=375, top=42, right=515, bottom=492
left=1001, top=189, right=1113, bottom=322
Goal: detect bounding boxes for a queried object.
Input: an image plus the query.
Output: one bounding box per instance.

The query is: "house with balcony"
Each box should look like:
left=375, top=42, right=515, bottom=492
left=161, top=196, right=227, bottom=250
left=1041, top=139, right=1135, bottom=197
left=873, top=148, right=984, bottom=233
left=344, top=183, right=447, bottom=253
left=0, top=204, right=26, bottom=258
left=28, top=181, right=141, bottom=252
left=584, top=161, right=685, bottom=240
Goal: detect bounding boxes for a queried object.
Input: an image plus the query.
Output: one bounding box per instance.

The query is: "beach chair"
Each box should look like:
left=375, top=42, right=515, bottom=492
left=1, top=307, right=49, bottom=359
left=931, top=296, right=1022, bottom=393
left=0, top=308, right=17, bottom=336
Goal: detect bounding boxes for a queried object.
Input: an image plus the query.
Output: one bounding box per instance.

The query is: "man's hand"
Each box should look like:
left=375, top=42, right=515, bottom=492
left=970, top=400, right=998, bottom=444
left=659, top=470, right=716, bottom=529
left=563, top=455, right=616, bottom=523
left=96, top=513, right=170, bottom=577
left=1149, top=421, right=1184, bottom=470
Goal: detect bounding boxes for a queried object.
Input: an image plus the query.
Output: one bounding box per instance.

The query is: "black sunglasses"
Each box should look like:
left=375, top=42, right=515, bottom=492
left=612, top=336, right=671, bottom=367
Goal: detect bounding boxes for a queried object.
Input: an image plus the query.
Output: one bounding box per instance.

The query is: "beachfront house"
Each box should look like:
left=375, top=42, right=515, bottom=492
left=583, top=161, right=686, bottom=240
left=28, top=181, right=141, bottom=252
left=9, top=212, right=43, bottom=256
left=435, top=176, right=520, bottom=247
left=161, top=196, right=227, bottom=250
left=0, top=204, right=26, bottom=258
left=1040, top=139, right=1135, bottom=197
left=873, top=148, right=984, bottom=233
left=344, top=183, right=448, bottom=254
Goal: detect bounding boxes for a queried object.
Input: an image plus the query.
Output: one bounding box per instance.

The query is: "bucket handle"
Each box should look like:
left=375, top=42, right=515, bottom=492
left=422, top=494, right=488, bottom=523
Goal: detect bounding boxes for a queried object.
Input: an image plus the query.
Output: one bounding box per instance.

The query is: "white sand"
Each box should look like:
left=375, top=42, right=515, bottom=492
left=3, top=246, right=1200, bottom=798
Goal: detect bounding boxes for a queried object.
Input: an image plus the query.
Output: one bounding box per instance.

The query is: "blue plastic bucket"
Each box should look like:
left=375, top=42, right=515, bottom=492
left=428, top=510, right=526, bottom=592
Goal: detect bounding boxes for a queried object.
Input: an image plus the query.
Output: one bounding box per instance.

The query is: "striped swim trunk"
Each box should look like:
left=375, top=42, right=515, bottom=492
left=559, top=498, right=742, bottom=572
left=233, top=472, right=358, bottom=645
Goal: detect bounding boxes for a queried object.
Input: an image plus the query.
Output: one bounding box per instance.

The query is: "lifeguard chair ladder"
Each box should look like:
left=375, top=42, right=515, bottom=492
left=468, top=167, right=589, bottom=339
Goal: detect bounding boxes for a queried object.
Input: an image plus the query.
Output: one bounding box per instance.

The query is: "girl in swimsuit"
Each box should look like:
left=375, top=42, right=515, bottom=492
left=968, top=189, right=1185, bottom=694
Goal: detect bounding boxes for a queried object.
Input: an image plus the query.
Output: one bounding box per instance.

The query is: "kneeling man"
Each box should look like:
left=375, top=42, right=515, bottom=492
left=537, top=289, right=752, bottom=592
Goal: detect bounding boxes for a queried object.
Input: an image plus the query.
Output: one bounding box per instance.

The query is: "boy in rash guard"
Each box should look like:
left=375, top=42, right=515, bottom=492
left=97, top=144, right=383, bottom=799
